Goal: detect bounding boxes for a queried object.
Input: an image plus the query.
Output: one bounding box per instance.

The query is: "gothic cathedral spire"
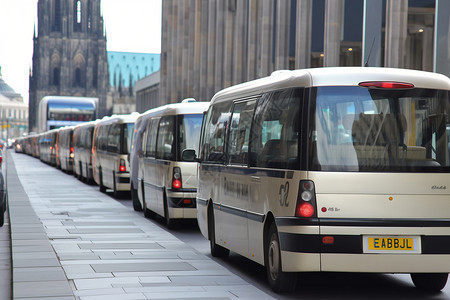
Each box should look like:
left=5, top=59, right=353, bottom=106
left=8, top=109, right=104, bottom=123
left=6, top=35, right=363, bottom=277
left=29, top=0, right=109, bottom=132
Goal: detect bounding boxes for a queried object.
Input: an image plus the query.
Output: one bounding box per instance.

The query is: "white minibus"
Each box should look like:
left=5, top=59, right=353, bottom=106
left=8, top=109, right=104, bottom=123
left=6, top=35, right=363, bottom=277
left=39, top=128, right=59, bottom=165
left=92, top=113, right=139, bottom=196
left=138, top=100, right=209, bottom=228
left=57, top=126, right=74, bottom=172
left=196, top=67, right=450, bottom=292
left=130, top=113, right=151, bottom=212
left=73, top=120, right=97, bottom=182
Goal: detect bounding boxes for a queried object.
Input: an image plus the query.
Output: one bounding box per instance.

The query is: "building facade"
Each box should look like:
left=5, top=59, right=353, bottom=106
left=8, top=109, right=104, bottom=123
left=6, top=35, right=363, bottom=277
left=135, top=71, right=160, bottom=113
left=157, top=0, right=450, bottom=108
left=29, top=0, right=109, bottom=133
left=0, top=67, right=28, bottom=140
left=107, top=51, right=160, bottom=114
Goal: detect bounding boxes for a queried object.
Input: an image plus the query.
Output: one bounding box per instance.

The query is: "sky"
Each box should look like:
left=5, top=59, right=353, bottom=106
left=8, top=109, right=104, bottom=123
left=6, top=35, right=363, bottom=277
left=0, top=0, right=162, bottom=104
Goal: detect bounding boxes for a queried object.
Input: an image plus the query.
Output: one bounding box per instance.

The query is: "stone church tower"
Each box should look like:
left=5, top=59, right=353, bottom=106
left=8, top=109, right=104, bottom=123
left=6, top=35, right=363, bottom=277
left=29, top=0, right=109, bottom=132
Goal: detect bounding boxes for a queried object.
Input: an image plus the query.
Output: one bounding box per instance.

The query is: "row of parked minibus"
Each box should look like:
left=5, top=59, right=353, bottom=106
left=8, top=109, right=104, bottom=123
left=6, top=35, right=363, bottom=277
left=13, top=67, right=450, bottom=293
left=15, top=98, right=207, bottom=227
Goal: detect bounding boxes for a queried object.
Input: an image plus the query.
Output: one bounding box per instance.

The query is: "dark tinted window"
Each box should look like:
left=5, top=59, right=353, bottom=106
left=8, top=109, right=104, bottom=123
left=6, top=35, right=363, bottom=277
left=250, top=89, right=302, bottom=170
left=227, top=100, right=256, bottom=165
left=156, top=116, right=175, bottom=160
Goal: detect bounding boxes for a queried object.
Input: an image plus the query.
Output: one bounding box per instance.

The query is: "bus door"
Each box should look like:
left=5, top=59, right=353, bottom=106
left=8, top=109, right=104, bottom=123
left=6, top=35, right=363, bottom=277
left=219, top=100, right=256, bottom=257
left=142, top=118, right=160, bottom=214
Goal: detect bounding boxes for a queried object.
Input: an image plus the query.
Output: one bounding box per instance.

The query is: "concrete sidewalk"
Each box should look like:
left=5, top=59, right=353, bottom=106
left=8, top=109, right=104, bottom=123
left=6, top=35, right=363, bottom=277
left=7, top=151, right=274, bottom=300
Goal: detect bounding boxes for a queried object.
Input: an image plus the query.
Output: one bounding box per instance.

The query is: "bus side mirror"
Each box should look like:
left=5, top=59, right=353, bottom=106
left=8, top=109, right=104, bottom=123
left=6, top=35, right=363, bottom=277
left=182, top=149, right=196, bottom=162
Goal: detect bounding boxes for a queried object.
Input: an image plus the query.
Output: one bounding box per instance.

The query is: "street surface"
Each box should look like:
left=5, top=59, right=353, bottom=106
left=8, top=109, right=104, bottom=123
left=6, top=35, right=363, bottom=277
left=3, top=150, right=450, bottom=299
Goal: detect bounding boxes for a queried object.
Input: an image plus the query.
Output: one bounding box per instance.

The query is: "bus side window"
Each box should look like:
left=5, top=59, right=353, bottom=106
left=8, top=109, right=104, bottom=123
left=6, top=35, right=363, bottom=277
left=145, top=119, right=158, bottom=157
left=107, top=125, right=120, bottom=153
left=200, top=101, right=232, bottom=163
left=156, top=116, right=175, bottom=160
left=250, top=89, right=301, bottom=170
left=98, top=125, right=109, bottom=151
left=227, top=100, right=256, bottom=165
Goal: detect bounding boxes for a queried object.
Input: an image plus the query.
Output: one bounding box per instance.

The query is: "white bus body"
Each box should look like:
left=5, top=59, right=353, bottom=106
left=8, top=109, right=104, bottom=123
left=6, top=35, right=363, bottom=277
left=92, top=113, right=139, bottom=195
left=137, top=101, right=209, bottom=227
left=73, top=120, right=97, bottom=182
left=39, top=128, right=59, bottom=165
left=57, top=126, right=74, bottom=172
left=197, top=67, right=450, bottom=292
left=38, top=96, right=98, bottom=132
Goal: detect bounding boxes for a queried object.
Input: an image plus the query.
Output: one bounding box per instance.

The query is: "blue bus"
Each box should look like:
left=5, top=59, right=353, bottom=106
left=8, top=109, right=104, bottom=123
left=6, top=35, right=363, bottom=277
left=38, top=96, right=98, bottom=132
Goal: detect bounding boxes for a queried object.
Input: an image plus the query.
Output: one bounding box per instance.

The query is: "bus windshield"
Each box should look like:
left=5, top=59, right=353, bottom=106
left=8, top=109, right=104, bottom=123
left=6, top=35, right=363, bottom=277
left=310, top=86, right=450, bottom=172
left=48, top=101, right=95, bottom=122
left=178, top=114, right=203, bottom=160
left=124, top=123, right=135, bottom=154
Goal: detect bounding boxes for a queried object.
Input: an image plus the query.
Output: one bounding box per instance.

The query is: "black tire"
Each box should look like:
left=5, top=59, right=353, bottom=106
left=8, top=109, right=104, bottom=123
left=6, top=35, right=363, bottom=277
left=265, top=222, right=297, bottom=293
left=79, top=162, right=84, bottom=181
left=131, top=183, right=142, bottom=211
left=113, top=172, right=119, bottom=198
left=411, top=273, right=448, bottom=292
left=163, top=192, right=173, bottom=229
left=99, top=169, right=107, bottom=193
left=208, top=202, right=229, bottom=258
left=143, top=202, right=154, bottom=218
left=0, top=197, right=4, bottom=228
left=86, top=163, right=93, bottom=184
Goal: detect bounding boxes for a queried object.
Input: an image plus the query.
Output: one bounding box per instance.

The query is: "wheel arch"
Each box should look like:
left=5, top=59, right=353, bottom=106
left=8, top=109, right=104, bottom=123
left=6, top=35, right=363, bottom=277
left=263, top=212, right=276, bottom=265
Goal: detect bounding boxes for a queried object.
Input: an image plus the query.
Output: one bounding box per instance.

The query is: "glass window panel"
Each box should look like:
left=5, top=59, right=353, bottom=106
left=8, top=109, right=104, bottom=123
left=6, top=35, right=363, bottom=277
left=227, top=100, right=256, bottom=165
left=250, top=89, right=301, bottom=170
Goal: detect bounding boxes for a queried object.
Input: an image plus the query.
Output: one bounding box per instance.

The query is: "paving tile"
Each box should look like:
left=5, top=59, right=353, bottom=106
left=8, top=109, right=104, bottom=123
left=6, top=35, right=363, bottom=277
left=67, top=228, right=144, bottom=234
left=78, top=242, right=162, bottom=250
left=79, top=293, right=147, bottom=300
left=13, top=245, right=54, bottom=253
left=13, top=257, right=60, bottom=268
left=14, top=281, right=73, bottom=298
left=91, top=262, right=197, bottom=273
left=13, top=251, right=58, bottom=260
left=15, top=297, right=75, bottom=300
left=14, top=267, right=67, bottom=282
left=73, top=287, right=127, bottom=297
left=73, top=277, right=170, bottom=290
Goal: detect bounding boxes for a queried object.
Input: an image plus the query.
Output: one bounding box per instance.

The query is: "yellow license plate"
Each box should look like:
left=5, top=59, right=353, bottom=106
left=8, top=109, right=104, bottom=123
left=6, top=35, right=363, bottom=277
left=363, top=236, right=420, bottom=253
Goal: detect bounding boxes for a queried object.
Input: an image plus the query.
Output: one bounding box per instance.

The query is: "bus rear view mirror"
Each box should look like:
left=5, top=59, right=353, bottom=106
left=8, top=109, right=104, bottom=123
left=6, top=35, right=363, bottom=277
left=182, top=149, right=196, bottom=162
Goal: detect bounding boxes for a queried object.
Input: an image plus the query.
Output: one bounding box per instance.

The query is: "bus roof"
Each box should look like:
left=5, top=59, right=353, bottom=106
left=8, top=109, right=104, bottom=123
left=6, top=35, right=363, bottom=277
left=96, top=112, right=140, bottom=126
left=210, top=67, right=450, bottom=104
left=139, top=101, right=210, bottom=122
left=41, top=96, right=98, bottom=104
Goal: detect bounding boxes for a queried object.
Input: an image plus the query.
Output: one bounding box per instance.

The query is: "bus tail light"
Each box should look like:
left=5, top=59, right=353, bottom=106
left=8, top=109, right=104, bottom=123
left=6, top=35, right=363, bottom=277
left=295, top=180, right=317, bottom=218
left=70, top=147, right=74, bottom=158
left=358, top=81, right=414, bottom=89
left=119, top=159, right=126, bottom=173
left=322, top=236, right=335, bottom=245
left=172, top=167, right=182, bottom=190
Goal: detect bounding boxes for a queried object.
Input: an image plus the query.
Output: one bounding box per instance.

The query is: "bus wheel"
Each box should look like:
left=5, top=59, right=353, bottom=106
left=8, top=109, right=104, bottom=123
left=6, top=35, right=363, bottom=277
left=131, top=183, right=142, bottom=211
left=411, top=273, right=448, bottom=292
left=99, top=169, right=107, bottom=193
left=163, top=192, right=173, bottom=229
left=113, top=173, right=119, bottom=198
left=265, top=222, right=297, bottom=293
left=208, top=202, right=229, bottom=258
left=0, top=197, right=4, bottom=227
